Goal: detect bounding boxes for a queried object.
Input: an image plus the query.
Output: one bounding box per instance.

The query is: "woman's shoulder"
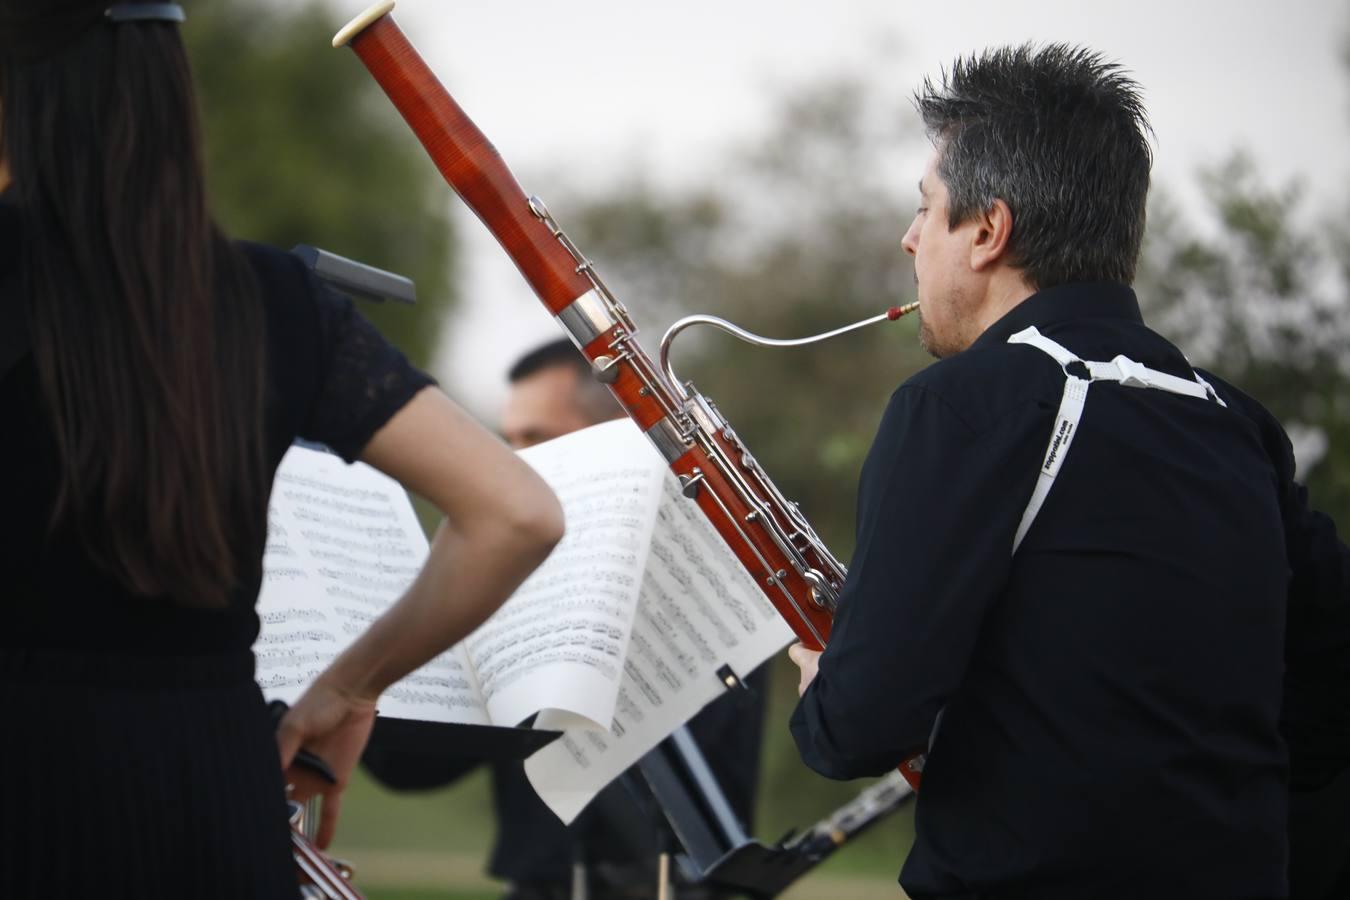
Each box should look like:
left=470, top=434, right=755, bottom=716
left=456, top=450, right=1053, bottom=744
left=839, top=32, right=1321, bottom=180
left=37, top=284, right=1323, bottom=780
left=236, top=240, right=315, bottom=308
left=233, top=240, right=334, bottom=353
left=232, top=240, right=436, bottom=461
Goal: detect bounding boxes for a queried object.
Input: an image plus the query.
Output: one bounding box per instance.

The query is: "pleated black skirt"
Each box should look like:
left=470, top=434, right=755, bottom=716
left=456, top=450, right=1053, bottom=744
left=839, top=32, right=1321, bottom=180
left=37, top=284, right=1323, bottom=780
left=0, top=647, right=297, bottom=899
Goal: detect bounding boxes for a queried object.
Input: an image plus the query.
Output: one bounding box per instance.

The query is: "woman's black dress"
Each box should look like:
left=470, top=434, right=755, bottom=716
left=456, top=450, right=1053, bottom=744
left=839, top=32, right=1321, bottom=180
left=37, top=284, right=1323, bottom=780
left=0, top=201, right=434, bottom=898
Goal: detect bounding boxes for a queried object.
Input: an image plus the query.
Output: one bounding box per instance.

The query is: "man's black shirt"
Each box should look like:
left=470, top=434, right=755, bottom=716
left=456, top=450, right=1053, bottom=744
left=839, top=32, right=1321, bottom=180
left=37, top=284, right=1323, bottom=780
left=792, top=283, right=1297, bottom=899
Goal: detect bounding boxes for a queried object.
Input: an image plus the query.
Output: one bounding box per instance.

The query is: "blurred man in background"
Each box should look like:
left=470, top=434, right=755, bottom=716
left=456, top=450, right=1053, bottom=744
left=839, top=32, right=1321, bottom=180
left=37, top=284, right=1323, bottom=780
left=366, top=338, right=767, bottom=900
left=499, top=340, right=620, bottom=450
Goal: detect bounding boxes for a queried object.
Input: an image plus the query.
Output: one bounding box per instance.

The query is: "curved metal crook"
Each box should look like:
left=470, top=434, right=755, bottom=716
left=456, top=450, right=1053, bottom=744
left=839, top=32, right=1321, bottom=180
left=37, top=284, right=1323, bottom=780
left=658, top=302, right=919, bottom=401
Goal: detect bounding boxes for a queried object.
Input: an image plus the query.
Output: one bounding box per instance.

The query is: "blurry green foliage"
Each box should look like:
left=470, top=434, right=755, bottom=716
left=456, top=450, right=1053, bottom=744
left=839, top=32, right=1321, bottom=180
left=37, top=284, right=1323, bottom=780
left=1137, top=154, right=1350, bottom=524
left=184, top=0, right=456, bottom=370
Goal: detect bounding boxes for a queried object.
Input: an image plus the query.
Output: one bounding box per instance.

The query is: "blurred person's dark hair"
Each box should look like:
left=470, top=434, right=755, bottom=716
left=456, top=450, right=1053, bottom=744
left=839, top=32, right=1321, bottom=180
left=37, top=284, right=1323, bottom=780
left=915, top=43, right=1154, bottom=289
left=0, top=1, right=266, bottom=607
left=509, top=338, right=618, bottom=422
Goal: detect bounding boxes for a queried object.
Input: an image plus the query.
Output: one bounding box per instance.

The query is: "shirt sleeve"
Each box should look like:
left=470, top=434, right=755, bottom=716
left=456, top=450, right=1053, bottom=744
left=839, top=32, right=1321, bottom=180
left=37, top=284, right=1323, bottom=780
left=1210, top=373, right=1350, bottom=789
left=300, top=274, right=437, bottom=463
left=790, top=383, right=1044, bottom=779
left=1282, top=480, right=1350, bottom=788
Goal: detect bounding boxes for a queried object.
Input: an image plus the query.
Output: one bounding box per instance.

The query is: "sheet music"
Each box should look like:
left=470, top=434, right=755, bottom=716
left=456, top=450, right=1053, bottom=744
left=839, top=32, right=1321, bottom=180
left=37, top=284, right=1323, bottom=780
left=525, top=472, right=795, bottom=823
left=254, top=424, right=793, bottom=791
left=254, top=446, right=490, bottom=726
left=464, top=420, right=666, bottom=730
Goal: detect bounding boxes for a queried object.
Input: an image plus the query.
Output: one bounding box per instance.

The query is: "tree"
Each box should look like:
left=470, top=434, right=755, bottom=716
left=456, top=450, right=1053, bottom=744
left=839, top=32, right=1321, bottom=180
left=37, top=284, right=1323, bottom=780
left=1137, top=155, right=1350, bottom=524
left=184, top=0, right=456, bottom=369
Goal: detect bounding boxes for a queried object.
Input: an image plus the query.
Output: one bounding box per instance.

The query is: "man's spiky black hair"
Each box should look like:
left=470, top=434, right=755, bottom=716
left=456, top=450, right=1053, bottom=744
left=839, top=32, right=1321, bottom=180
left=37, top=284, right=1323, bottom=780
left=915, top=43, right=1155, bottom=288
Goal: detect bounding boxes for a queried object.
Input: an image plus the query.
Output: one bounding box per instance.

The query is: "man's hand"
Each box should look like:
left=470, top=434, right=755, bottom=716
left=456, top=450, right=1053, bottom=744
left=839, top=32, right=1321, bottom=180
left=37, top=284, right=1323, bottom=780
left=787, top=643, right=822, bottom=697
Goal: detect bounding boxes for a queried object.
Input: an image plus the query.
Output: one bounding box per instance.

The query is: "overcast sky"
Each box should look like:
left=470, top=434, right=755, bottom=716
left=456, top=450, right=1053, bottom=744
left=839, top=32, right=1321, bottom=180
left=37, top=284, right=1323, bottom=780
left=332, top=0, right=1349, bottom=418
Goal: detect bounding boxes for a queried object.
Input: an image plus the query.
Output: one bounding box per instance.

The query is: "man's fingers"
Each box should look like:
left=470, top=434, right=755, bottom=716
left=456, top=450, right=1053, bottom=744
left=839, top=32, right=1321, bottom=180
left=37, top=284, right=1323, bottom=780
left=787, top=643, right=821, bottom=696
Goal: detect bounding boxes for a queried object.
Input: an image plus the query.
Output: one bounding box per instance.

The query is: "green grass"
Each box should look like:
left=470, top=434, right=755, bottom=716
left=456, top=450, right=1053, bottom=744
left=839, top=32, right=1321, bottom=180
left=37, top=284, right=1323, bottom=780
left=332, top=767, right=495, bottom=856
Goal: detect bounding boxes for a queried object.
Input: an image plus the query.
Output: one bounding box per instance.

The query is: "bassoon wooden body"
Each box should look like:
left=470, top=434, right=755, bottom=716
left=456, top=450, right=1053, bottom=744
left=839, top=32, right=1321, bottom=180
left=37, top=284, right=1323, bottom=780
left=333, top=1, right=925, bottom=788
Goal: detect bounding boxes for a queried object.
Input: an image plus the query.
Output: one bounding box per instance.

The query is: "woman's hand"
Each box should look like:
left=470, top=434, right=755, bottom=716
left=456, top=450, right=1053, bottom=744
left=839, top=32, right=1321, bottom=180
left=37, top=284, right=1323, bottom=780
left=272, top=388, right=563, bottom=850
left=276, top=679, right=378, bottom=849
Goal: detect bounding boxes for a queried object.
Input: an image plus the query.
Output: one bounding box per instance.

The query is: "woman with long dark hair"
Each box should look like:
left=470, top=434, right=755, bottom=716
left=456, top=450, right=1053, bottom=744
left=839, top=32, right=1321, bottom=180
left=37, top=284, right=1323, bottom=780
left=0, top=3, right=563, bottom=896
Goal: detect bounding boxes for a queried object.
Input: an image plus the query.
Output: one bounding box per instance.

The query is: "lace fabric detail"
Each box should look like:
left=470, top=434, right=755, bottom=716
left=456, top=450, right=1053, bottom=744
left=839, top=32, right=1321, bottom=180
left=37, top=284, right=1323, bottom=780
left=303, top=279, right=436, bottom=462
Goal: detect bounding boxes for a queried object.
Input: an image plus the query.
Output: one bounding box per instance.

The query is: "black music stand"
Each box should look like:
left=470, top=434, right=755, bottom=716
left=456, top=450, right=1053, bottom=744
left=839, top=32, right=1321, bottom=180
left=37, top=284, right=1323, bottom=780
left=371, top=716, right=562, bottom=762
left=631, top=722, right=913, bottom=899
left=292, top=244, right=417, bottom=305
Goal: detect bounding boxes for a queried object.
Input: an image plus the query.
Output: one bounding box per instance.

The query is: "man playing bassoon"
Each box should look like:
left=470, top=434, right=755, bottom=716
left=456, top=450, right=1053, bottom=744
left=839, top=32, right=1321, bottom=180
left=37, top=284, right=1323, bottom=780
left=788, top=44, right=1350, bottom=899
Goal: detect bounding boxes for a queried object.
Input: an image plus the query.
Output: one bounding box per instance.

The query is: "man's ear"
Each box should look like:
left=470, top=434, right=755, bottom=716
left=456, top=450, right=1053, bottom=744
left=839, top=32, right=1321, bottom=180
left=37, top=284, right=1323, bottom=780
left=969, top=198, right=1013, bottom=272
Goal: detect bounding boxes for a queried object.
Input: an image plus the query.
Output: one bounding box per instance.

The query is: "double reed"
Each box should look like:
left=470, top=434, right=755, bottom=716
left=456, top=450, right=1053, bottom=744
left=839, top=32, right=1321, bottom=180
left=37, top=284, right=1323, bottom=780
left=333, top=1, right=925, bottom=788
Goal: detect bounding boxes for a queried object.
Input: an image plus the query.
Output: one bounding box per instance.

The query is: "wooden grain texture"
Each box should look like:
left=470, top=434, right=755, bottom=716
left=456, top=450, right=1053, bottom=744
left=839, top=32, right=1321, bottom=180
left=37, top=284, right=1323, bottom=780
left=349, top=17, right=591, bottom=313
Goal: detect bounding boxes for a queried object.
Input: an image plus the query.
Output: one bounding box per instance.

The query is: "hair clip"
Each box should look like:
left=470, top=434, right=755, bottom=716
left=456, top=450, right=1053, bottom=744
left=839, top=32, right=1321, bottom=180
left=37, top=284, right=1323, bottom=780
left=105, top=4, right=186, bottom=24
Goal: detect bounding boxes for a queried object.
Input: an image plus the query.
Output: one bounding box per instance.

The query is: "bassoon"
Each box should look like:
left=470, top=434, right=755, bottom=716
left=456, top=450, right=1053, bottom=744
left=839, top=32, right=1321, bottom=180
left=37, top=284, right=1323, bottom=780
left=332, top=1, right=926, bottom=789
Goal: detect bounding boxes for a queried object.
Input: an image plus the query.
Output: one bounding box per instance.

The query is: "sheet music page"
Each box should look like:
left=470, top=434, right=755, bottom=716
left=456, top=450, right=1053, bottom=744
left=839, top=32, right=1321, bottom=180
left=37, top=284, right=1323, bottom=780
left=463, top=419, right=667, bottom=731
left=254, top=445, right=491, bottom=726
left=525, top=472, right=796, bottom=823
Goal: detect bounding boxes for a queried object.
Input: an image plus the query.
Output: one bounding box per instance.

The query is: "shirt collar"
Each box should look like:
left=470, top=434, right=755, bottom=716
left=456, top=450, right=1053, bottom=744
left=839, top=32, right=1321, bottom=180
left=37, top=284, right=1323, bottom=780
left=970, top=282, right=1144, bottom=351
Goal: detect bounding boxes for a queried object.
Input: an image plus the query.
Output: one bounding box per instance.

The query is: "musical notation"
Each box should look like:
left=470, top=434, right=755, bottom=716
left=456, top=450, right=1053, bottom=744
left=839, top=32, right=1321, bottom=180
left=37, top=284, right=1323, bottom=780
left=622, top=659, right=665, bottom=708
left=310, top=547, right=420, bottom=577
left=647, top=544, right=739, bottom=648
left=260, top=607, right=326, bottom=625
left=641, top=573, right=719, bottom=664
left=276, top=469, right=388, bottom=502
left=477, top=641, right=621, bottom=700
left=660, top=475, right=781, bottom=622
left=256, top=629, right=336, bottom=645
left=264, top=565, right=308, bottom=583
left=627, top=632, right=685, bottom=693
left=298, top=528, right=416, bottom=559
left=634, top=602, right=702, bottom=677
left=293, top=506, right=407, bottom=539
left=382, top=685, right=482, bottom=710
left=316, top=566, right=409, bottom=595
left=280, top=487, right=399, bottom=522
left=615, top=687, right=645, bottom=726
left=258, top=669, right=325, bottom=690
left=257, top=446, right=464, bottom=722
left=257, top=651, right=330, bottom=671
left=557, top=735, right=591, bottom=769
left=324, top=585, right=386, bottom=607
left=662, top=527, right=755, bottom=635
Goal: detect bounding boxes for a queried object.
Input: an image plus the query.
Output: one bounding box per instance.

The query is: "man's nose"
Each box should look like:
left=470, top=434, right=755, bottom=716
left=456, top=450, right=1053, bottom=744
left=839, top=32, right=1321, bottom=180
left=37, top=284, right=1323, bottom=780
left=901, top=220, right=919, bottom=257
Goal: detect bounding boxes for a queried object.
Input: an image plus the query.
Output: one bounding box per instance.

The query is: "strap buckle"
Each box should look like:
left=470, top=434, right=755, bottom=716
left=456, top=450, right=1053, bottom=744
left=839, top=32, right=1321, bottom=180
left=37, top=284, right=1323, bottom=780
left=1109, top=355, right=1152, bottom=389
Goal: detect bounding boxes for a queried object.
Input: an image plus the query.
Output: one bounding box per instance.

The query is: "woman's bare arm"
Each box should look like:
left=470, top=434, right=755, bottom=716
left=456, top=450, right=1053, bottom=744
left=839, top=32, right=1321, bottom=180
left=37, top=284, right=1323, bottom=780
left=277, top=386, right=564, bottom=846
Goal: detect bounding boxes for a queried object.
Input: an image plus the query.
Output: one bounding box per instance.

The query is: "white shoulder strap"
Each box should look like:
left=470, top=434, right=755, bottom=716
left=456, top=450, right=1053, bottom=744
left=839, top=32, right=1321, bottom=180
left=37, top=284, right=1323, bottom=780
left=1008, top=329, right=1091, bottom=554
left=1006, top=326, right=1223, bottom=554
